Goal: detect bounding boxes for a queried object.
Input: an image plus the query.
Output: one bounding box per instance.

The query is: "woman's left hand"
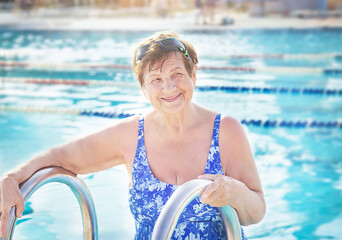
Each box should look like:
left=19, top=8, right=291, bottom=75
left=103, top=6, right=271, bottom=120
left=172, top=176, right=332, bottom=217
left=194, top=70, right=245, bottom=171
left=198, top=174, right=242, bottom=208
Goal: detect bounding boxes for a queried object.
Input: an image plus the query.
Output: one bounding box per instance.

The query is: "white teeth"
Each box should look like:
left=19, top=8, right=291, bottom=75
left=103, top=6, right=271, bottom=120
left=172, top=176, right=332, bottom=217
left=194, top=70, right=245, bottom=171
left=163, top=94, right=180, bottom=100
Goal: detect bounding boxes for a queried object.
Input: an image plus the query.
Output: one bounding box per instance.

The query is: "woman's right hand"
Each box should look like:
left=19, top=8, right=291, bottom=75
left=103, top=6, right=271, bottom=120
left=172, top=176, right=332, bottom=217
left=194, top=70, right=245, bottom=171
left=0, top=175, right=25, bottom=238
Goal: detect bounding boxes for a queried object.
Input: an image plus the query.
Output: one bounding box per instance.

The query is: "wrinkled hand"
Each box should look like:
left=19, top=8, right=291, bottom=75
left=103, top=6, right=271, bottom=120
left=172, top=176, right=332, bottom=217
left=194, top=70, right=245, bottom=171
left=198, top=174, right=239, bottom=208
left=0, top=176, right=24, bottom=238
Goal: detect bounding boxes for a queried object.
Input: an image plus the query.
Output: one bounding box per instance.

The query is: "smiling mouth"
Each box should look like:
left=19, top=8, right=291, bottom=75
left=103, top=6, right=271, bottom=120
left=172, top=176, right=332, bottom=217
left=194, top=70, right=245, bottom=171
left=161, top=93, right=181, bottom=102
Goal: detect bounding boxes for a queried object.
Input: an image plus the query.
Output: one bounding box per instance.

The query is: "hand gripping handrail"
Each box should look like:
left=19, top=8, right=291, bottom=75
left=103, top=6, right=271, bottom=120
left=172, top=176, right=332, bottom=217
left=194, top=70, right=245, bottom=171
left=152, top=179, right=242, bottom=240
left=3, top=167, right=98, bottom=240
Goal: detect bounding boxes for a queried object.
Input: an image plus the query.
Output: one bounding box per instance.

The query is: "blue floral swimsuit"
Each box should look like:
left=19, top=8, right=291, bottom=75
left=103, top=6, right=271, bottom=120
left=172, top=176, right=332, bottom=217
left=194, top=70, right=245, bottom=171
left=129, top=114, right=247, bottom=239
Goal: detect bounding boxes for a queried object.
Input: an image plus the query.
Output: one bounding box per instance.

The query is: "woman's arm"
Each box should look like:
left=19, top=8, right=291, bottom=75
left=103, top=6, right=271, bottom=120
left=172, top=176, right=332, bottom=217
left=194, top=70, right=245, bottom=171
left=199, top=116, right=266, bottom=226
left=0, top=116, right=138, bottom=237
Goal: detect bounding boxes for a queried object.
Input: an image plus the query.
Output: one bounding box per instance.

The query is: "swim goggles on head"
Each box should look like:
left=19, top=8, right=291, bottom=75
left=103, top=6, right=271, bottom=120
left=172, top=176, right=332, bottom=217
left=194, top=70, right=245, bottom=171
left=136, top=37, right=189, bottom=63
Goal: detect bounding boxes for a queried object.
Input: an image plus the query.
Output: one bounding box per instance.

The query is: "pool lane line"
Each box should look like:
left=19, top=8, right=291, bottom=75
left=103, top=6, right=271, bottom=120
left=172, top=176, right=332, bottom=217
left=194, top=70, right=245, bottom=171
left=241, top=119, right=342, bottom=128
left=1, top=61, right=342, bottom=75
left=203, top=53, right=342, bottom=60
left=2, top=77, right=341, bottom=97
left=1, top=49, right=342, bottom=60
left=0, top=61, right=132, bottom=70
left=0, top=105, right=341, bottom=129
left=0, top=105, right=82, bottom=115
left=0, top=77, right=138, bottom=87
left=196, top=86, right=342, bottom=96
left=198, top=66, right=342, bottom=75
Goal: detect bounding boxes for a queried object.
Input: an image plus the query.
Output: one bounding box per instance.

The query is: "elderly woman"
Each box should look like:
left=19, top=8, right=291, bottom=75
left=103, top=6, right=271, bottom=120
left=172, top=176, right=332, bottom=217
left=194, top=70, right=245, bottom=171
left=0, top=31, right=265, bottom=239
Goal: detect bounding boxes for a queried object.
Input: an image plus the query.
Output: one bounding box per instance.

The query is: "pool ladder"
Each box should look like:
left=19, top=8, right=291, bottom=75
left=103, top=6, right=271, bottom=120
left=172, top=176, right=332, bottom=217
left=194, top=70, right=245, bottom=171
left=3, top=167, right=242, bottom=240
left=3, top=167, right=98, bottom=240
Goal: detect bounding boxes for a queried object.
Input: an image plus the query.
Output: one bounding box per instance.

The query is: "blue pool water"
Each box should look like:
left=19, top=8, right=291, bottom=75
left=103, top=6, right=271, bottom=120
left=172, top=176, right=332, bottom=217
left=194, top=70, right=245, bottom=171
left=0, top=29, right=342, bottom=239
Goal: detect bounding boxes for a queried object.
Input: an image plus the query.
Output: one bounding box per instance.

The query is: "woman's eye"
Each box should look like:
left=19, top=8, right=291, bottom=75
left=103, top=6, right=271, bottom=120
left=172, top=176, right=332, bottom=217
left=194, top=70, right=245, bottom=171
left=173, top=73, right=182, bottom=77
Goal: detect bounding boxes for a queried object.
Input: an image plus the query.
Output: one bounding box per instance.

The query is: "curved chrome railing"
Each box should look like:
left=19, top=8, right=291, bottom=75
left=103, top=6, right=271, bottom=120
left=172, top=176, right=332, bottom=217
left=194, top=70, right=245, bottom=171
left=152, top=179, right=242, bottom=240
left=3, top=167, right=98, bottom=240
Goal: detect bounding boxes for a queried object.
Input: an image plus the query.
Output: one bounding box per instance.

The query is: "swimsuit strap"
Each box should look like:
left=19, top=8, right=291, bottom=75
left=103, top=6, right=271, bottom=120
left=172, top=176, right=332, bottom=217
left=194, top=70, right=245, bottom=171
left=131, top=115, right=147, bottom=186
left=138, top=114, right=144, bottom=137
left=204, top=113, right=224, bottom=175
left=212, top=113, right=222, bottom=147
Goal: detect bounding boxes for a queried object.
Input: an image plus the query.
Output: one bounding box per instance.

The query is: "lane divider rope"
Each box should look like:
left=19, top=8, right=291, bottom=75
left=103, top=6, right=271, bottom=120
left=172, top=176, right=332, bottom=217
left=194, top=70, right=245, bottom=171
left=0, top=105, right=341, bottom=129
left=1, top=49, right=341, bottom=60
left=1, top=61, right=342, bottom=75
left=0, top=77, right=138, bottom=87
left=196, top=86, right=342, bottom=96
left=2, top=77, right=341, bottom=97
left=202, top=53, right=342, bottom=60
left=0, top=61, right=131, bottom=70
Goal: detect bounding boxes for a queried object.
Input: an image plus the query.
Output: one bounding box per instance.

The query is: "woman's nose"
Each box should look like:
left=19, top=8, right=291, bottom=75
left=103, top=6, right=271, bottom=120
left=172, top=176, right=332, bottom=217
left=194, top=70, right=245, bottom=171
left=163, top=77, right=175, bottom=91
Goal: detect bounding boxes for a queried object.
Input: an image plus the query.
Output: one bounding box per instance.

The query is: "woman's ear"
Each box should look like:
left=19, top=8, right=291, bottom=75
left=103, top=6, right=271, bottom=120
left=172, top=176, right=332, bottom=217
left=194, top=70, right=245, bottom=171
left=141, top=83, right=150, bottom=101
left=141, top=87, right=148, bottom=100
left=140, top=76, right=148, bottom=99
left=192, top=65, right=197, bottom=87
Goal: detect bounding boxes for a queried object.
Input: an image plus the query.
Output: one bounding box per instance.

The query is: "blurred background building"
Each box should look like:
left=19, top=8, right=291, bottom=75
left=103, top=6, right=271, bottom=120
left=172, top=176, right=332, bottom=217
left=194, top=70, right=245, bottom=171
left=0, top=0, right=341, bottom=18
left=239, top=0, right=342, bottom=17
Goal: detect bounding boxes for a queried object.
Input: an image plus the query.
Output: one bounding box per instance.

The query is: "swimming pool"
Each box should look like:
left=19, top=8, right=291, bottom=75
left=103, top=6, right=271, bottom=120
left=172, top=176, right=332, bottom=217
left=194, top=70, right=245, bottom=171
left=0, top=28, right=342, bottom=239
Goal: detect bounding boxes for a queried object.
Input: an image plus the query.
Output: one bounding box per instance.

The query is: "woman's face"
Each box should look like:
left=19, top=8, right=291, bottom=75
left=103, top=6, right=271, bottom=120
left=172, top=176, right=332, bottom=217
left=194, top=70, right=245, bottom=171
left=142, top=53, right=196, bottom=115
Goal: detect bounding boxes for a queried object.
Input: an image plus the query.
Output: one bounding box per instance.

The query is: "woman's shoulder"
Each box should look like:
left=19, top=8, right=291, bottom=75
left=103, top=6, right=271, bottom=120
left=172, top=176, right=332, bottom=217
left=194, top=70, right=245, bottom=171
left=90, top=115, right=140, bottom=146
left=218, top=115, right=249, bottom=149
left=219, top=115, right=243, bottom=131
left=107, top=114, right=140, bottom=135
left=192, top=104, right=242, bottom=131
left=118, top=114, right=141, bottom=127
left=100, top=115, right=141, bottom=162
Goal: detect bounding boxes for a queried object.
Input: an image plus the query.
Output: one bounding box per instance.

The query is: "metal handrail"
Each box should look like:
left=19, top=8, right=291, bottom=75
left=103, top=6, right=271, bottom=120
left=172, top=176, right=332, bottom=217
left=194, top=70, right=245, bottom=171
left=152, top=179, right=242, bottom=240
left=3, top=167, right=98, bottom=240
